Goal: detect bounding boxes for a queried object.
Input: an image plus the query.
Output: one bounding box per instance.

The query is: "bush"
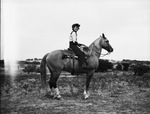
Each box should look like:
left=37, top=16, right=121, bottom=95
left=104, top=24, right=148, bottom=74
left=96, top=59, right=113, bottom=72
left=23, top=64, right=37, bottom=74
left=132, top=64, right=150, bottom=76
left=116, top=63, right=122, bottom=71
left=122, top=63, right=130, bottom=71
left=35, top=66, right=41, bottom=73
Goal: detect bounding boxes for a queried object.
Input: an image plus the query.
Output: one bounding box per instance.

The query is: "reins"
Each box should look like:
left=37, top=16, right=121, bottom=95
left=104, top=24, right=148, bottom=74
left=92, top=44, right=111, bottom=57
left=100, top=52, right=110, bottom=57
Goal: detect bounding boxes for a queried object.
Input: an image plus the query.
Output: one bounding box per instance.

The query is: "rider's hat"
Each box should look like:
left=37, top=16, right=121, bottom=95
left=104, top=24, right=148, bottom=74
left=72, top=23, right=80, bottom=29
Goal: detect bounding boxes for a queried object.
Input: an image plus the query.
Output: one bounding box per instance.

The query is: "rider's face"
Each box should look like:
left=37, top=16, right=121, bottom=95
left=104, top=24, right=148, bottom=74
left=74, top=26, right=79, bottom=32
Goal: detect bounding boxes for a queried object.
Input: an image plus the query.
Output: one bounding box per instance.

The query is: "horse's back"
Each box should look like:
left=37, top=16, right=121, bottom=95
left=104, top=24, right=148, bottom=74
left=45, top=49, right=75, bottom=72
left=46, top=50, right=64, bottom=60
left=46, top=49, right=76, bottom=62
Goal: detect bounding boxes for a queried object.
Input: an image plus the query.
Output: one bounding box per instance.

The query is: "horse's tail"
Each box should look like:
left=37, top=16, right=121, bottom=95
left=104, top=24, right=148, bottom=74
left=40, top=53, right=49, bottom=87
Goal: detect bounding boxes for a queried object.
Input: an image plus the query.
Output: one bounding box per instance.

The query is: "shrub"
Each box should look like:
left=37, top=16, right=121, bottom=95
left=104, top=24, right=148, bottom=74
left=23, top=64, right=37, bottom=74
left=116, top=63, right=122, bottom=71
left=132, top=64, right=150, bottom=76
left=35, top=66, right=41, bottom=73
left=96, top=59, right=113, bottom=72
left=122, top=63, right=130, bottom=71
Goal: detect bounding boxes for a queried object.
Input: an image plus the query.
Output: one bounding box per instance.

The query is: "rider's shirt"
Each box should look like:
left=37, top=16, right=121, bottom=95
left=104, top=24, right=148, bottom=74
left=69, top=31, right=77, bottom=43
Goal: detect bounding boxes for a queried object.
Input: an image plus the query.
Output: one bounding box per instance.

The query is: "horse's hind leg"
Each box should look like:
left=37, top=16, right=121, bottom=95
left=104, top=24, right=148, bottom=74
left=49, top=71, right=61, bottom=99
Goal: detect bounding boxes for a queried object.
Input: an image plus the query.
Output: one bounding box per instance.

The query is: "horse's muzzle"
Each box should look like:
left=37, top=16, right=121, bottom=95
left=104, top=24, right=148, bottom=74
left=109, top=48, right=114, bottom=52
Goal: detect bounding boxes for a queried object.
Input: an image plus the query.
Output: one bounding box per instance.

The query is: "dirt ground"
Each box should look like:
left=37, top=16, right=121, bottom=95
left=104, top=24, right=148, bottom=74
left=1, top=71, right=150, bottom=114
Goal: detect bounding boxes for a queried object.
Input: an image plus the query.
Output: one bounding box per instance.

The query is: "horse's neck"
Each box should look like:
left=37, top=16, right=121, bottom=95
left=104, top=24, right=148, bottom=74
left=89, top=37, right=102, bottom=58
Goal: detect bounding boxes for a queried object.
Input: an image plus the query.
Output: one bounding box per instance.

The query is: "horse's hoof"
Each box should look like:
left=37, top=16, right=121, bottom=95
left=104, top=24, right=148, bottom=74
left=84, top=96, right=89, bottom=100
left=53, top=95, right=62, bottom=100
left=55, top=97, right=62, bottom=100
left=84, top=94, right=89, bottom=100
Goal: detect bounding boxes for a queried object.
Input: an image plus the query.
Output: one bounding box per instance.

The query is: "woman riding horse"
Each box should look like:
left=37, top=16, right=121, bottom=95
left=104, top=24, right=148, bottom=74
left=69, top=23, right=87, bottom=68
left=40, top=33, right=113, bottom=99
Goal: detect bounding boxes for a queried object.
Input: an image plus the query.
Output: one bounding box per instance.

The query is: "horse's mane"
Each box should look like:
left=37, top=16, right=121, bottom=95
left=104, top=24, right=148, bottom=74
left=89, top=37, right=101, bottom=48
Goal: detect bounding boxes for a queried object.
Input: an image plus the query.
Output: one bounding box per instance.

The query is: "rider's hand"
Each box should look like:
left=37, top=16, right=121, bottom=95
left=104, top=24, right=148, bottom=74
left=78, top=43, right=85, bottom=47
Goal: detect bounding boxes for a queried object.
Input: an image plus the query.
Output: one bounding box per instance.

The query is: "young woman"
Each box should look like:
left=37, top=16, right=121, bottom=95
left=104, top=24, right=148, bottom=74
left=69, top=23, right=86, bottom=68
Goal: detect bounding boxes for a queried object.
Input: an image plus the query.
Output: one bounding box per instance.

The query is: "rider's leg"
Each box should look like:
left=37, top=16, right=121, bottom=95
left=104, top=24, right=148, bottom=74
left=70, top=44, right=85, bottom=67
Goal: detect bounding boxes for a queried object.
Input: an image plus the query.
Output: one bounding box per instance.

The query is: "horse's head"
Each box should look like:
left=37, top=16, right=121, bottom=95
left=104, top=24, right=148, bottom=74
left=100, top=33, right=113, bottom=53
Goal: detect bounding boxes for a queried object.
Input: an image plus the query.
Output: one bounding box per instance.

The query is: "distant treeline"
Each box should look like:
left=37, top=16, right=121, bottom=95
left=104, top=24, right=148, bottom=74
left=1, top=59, right=150, bottom=76
left=20, top=59, right=150, bottom=76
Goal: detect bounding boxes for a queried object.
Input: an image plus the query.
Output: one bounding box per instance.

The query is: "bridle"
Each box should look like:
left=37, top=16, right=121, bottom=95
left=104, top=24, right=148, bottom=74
left=100, top=52, right=110, bottom=57
left=92, top=43, right=111, bottom=57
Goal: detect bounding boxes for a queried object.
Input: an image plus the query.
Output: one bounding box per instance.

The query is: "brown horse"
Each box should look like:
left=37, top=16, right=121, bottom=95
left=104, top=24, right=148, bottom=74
left=40, top=33, right=113, bottom=99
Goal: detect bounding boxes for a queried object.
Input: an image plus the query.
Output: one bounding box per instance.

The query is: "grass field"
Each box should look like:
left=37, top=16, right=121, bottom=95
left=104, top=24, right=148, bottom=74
left=1, top=71, right=150, bottom=114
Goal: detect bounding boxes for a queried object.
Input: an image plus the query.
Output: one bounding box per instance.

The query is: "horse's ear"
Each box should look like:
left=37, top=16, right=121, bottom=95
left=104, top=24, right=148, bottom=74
left=102, top=33, right=105, bottom=38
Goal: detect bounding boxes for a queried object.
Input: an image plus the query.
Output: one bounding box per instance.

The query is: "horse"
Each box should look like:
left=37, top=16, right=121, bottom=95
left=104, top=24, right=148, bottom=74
left=40, top=33, right=113, bottom=99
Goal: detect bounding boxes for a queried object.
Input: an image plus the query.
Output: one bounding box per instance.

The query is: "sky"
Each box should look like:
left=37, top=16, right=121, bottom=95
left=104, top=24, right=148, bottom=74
left=1, top=0, right=150, bottom=61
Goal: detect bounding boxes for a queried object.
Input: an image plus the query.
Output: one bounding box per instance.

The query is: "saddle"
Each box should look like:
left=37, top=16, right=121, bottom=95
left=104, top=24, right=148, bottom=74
left=63, top=46, right=91, bottom=59
left=62, top=46, right=91, bottom=75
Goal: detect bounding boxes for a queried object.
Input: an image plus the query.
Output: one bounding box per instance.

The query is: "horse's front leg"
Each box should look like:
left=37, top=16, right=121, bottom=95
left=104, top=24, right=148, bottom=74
left=84, top=70, right=95, bottom=99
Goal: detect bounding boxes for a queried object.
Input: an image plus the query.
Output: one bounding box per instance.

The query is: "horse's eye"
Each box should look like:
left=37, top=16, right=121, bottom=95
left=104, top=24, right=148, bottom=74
left=106, top=40, right=109, bottom=43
